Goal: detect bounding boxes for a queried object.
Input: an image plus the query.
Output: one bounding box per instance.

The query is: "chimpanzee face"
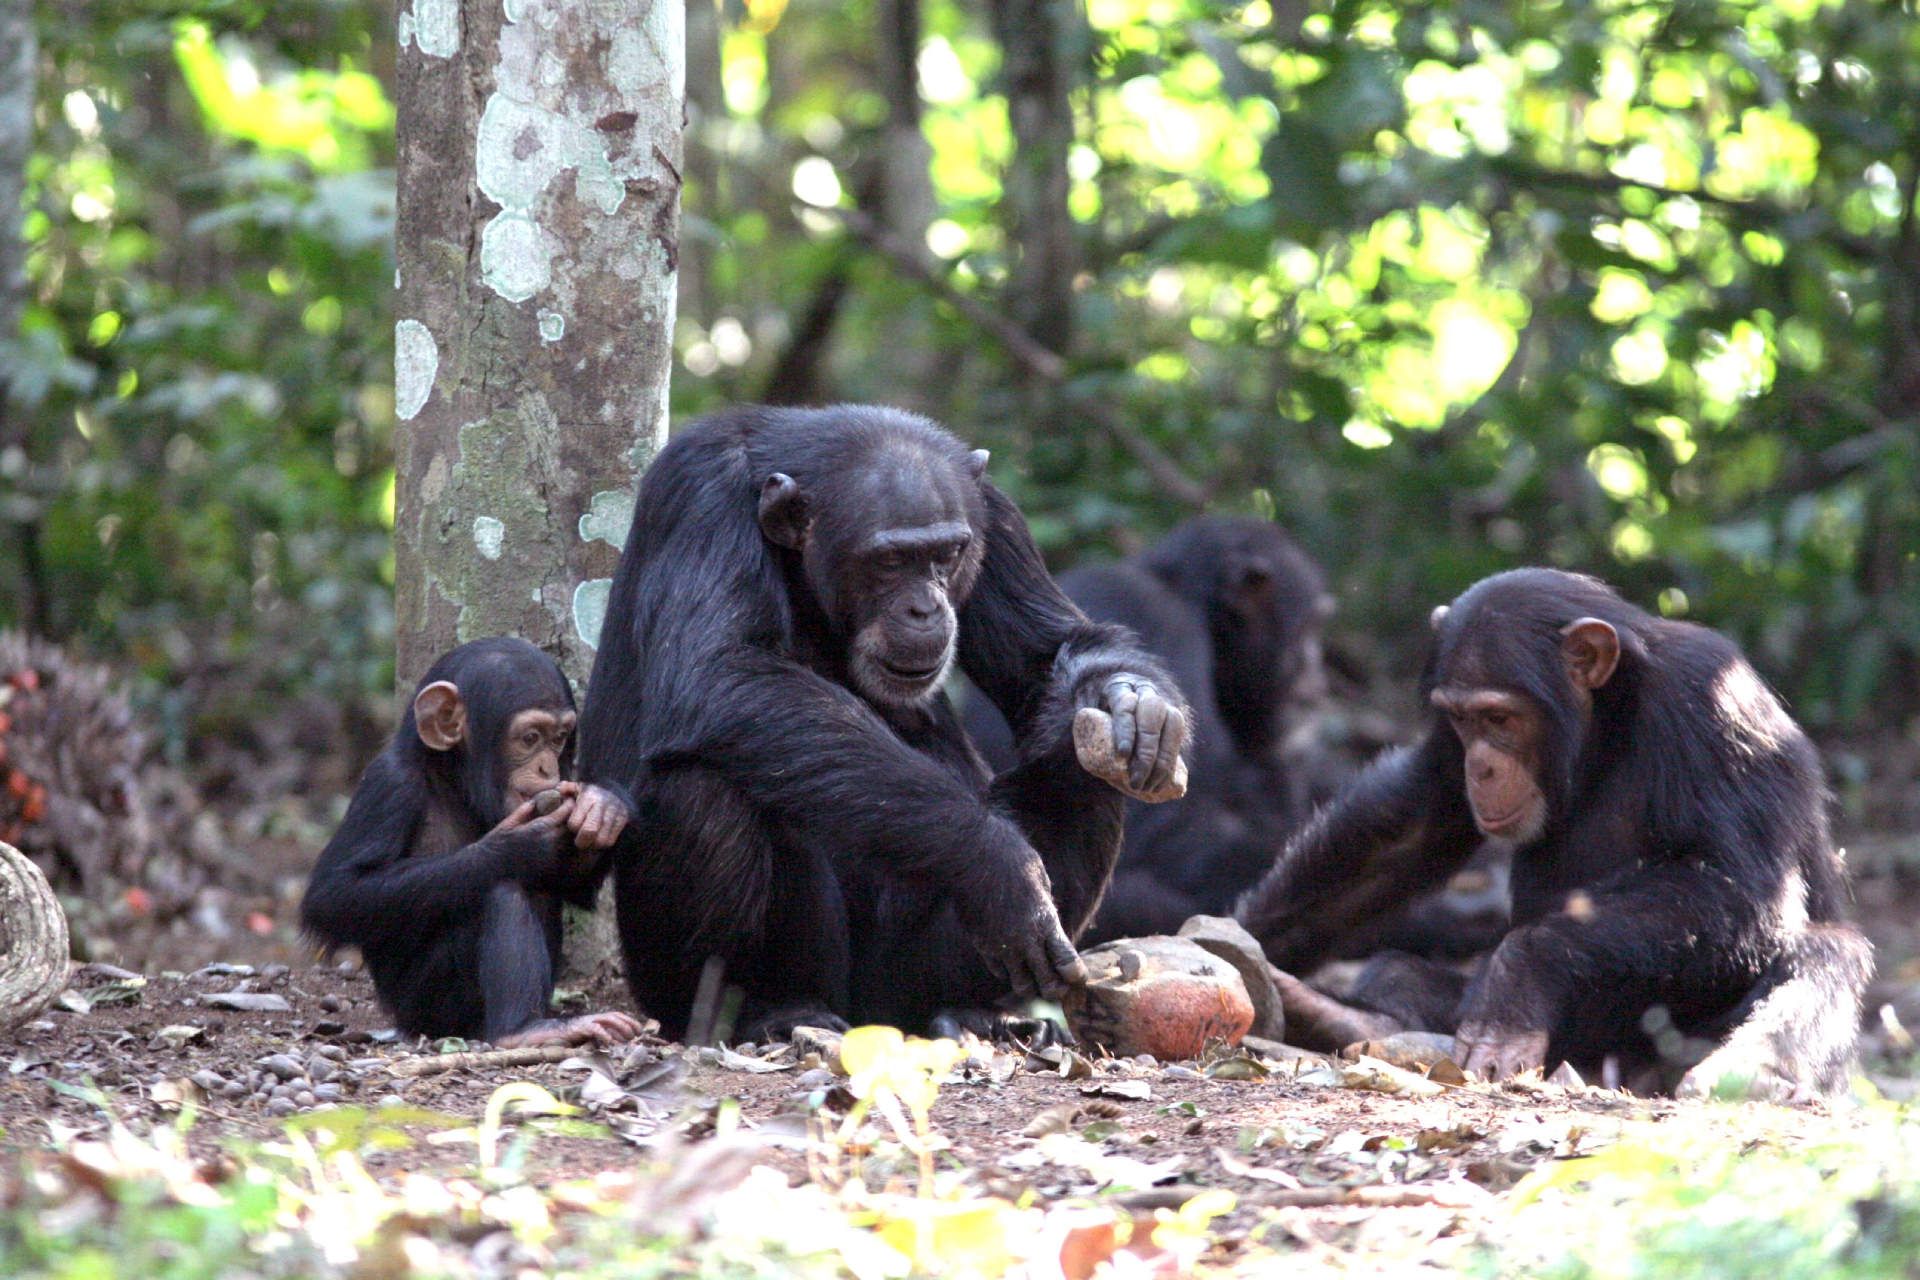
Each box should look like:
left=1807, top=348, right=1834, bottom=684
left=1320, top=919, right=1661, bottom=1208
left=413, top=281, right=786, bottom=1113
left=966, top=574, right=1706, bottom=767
left=1430, top=685, right=1550, bottom=842
left=499, top=707, right=577, bottom=808
left=833, top=519, right=975, bottom=705
left=1426, top=593, right=1622, bottom=845
left=409, top=636, right=577, bottom=825
left=757, top=444, right=989, bottom=708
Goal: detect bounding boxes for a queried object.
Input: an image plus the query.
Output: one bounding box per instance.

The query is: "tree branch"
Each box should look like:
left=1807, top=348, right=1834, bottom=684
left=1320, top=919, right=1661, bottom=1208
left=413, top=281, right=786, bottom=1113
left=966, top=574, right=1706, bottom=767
left=818, top=203, right=1212, bottom=508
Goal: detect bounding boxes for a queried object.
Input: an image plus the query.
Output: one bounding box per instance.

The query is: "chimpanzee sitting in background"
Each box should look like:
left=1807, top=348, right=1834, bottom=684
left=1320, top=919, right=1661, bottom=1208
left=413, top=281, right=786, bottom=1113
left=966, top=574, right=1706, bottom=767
left=964, top=516, right=1334, bottom=942
left=302, top=638, right=642, bottom=1047
left=577, top=405, right=1192, bottom=1042
left=1236, top=568, right=1871, bottom=1098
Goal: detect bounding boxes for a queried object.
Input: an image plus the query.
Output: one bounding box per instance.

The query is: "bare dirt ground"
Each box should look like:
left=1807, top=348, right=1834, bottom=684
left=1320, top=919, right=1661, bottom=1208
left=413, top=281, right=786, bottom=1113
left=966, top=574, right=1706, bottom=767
left=0, top=946, right=1874, bottom=1265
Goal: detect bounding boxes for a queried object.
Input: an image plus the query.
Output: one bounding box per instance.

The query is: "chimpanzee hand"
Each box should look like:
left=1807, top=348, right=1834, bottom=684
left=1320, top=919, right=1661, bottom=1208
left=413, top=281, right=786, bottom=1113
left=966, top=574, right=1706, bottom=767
left=956, top=854, right=1088, bottom=1002
left=1073, top=674, right=1189, bottom=802
left=1454, top=936, right=1554, bottom=1080
left=548, top=781, right=629, bottom=850
left=1454, top=1024, right=1549, bottom=1081
left=487, top=794, right=578, bottom=876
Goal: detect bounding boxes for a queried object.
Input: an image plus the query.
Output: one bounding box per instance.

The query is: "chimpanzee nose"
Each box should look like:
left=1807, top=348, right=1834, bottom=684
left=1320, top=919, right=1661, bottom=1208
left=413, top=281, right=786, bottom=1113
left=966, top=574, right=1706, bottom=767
left=905, top=592, right=940, bottom=624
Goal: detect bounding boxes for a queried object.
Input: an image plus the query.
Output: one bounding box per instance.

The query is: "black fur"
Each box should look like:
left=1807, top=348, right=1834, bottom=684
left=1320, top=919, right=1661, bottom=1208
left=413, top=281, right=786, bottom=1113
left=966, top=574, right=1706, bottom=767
left=301, top=638, right=603, bottom=1041
left=1237, top=568, right=1871, bottom=1092
left=966, top=516, right=1331, bottom=941
left=576, top=405, right=1187, bottom=1039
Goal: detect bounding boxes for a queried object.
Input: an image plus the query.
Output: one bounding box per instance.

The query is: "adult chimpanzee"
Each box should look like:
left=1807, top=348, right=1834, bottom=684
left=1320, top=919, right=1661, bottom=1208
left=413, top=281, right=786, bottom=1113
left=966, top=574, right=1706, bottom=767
left=1236, top=568, right=1871, bottom=1098
left=302, top=638, right=643, bottom=1047
left=964, top=517, right=1334, bottom=942
left=576, top=405, right=1192, bottom=1042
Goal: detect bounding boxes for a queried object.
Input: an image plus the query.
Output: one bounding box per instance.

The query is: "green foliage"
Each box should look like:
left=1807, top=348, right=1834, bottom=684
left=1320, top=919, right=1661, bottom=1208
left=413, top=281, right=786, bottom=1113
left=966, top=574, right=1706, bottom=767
left=673, top=0, right=1920, bottom=733
left=3, top=1, right=395, bottom=748
left=2, top=0, right=1915, bottom=749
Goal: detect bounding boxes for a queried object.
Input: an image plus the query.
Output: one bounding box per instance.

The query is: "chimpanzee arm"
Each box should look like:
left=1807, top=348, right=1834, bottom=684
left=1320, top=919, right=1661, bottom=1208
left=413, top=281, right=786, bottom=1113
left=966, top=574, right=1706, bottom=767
left=959, top=483, right=1184, bottom=757
left=956, top=482, right=1189, bottom=921
left=1235, top=732, right=1481, bottom=972
left=1455, top=858, right=1773, bottom=1076
left=300, top=753, right=572, bottom=946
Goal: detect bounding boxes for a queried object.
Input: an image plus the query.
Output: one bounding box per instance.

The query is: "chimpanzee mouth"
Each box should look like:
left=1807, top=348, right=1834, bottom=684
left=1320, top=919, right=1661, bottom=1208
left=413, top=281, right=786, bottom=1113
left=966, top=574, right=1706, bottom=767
left=878, top=656, right=945, bottom=683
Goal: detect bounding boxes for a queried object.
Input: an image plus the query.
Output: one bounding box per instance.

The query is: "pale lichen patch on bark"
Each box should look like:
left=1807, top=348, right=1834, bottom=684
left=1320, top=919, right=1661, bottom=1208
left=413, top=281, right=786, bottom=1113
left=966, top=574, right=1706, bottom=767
left=399, top=0, right=460, bottom=57
left=572, top=578, right=613, bottom=649
left=577, top=489, right=634, bottom=549
left=538, top=310, right=566, bottom=342
left=472, top=515, right=506, bottom=560
left=394, top=319, right=439, bottom=420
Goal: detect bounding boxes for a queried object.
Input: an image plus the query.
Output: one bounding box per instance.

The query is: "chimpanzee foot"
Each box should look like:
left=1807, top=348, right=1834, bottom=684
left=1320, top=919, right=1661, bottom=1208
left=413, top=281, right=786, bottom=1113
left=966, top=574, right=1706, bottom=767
left=930, top=1008, right=1074, bottom=1047
left=739, top=1003, right=851, bottom=1043
left=496, top=1010, right=646, bottom=1048
left=1269, top=968, right=1406, bottom=1053
left=1676, top=1043, right=1805, bottom=1104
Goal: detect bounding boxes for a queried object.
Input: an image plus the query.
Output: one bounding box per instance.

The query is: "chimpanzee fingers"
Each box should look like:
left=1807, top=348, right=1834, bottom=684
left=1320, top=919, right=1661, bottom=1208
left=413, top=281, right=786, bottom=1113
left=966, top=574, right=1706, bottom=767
left=1105, top=682, right=1140, bottom=760
left=495, top=798, right=541, bottom=833
left=1144, top=703, right=1188, bottom=797
left=1128, top=691, right=1172, bottom=791
left=1045, top=930, right=1087, bottom=989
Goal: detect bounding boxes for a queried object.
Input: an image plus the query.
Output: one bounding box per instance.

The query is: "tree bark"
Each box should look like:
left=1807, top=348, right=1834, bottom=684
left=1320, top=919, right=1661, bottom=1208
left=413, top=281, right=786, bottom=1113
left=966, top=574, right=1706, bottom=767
left=393, top=0, right=684, bottom=694
left=987, top=0, right=1081, bottom=356
left=0, top=841, right=69, bottom=1032
left=0, top=0, right=29, bottom=371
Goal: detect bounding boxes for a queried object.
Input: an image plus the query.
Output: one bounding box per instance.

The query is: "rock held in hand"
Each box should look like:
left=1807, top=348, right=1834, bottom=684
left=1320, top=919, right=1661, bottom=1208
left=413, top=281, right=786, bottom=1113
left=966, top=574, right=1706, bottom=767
left=1072, top=708, right=1188, bottom=802
left=1063, top=935, right=1253, bottom=1061
left=1177, top=914, right=1285, bottom=1042
left=532, top=788, right=567, bottom=816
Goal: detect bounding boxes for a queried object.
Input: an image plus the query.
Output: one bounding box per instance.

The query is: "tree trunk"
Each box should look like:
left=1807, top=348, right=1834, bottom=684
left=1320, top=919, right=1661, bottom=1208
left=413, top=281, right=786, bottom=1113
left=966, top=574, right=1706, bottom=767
left=0, top=842, right=69, bottom=1031
left=987, top=0, right=1081, bottom=356
left=393, top=0, right=683, bottom=981
left=393, top=0, right=684, bottom=694
left=0, top=0, right=33, bottom=410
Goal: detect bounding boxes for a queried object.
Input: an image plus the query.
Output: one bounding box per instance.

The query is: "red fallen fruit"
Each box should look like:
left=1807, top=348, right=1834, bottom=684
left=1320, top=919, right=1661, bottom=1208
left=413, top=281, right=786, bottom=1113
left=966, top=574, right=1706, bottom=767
left=20, top=785, right=46, bottom=822
left=10, top=669, right=39, bottom=691
left=246, top=911, right=275, bottom=935
left=124, top=885, right=153, bottom=915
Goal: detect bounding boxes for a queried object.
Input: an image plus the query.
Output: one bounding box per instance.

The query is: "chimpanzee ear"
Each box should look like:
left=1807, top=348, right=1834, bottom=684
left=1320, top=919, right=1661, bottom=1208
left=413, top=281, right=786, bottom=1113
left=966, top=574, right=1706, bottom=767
left=758, top=473, right=809, bottom=550
left=413, top=681, right=467, bottom=752
left=1561, top=617, right=1621, bottom=690
left=1429, top=604, right=1450, bottom=631
left=966, top=449, right=990, bottom=479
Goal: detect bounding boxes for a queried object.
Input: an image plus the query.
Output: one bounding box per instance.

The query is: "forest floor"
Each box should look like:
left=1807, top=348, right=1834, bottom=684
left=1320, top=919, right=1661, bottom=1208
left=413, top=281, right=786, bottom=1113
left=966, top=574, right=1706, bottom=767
left=6, top=723, right=1920, bottom=1276
left=6, top=862, right=1920, bottom=1277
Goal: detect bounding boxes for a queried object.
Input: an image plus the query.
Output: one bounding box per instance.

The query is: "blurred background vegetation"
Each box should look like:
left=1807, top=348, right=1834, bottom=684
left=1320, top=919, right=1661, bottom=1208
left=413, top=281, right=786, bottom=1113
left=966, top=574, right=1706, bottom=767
left=2, top=0, right=1916, bottom=821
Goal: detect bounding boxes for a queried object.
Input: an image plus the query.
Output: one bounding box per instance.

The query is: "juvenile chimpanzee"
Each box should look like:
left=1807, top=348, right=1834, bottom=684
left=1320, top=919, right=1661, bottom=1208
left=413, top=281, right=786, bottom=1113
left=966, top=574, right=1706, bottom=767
left=576, top=405, right=1192, bottom=1041
left=964, top=516, right=1334, bottom=941
left=302, top=638, right=643, bottom=1047
left=1236, top=569, right=1871, bottom=1098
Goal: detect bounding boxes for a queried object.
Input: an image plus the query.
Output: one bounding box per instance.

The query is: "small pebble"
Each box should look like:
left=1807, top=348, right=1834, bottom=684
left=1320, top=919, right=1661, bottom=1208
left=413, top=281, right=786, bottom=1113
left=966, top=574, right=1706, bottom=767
left=318, top=995, right=343, bottom=1013
left=258, top=1054, right=304, bottom=1081
left=261, top=964, right=291, bottom=982
left=190, top=1070, right=227, bottom=1092
left=271, top=1083, right=297, bottom=1101
left=306, top=1058, right=336, bottom=1084
left=316, top=1044, right=348, bottom=1061
left=1134, top=1054, right=1158, bottom=1068
left=221, top=1080, right=248, bottom=1100
left=794, top=1068, right=835, bottom=1089
left=294, top=1090, right=316, bottom=1108
left=336, top=958, right=360, bottom=975
left=734, top=1042, right=758, bottom=1056
left=265, top=1097, right=297, bottom=1117
left=313, top=1084, right=344, bottom=1103
left=377, top=1094, right=407, bottom=1109
left=1163, top=1065, right=1202, bottom=1080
